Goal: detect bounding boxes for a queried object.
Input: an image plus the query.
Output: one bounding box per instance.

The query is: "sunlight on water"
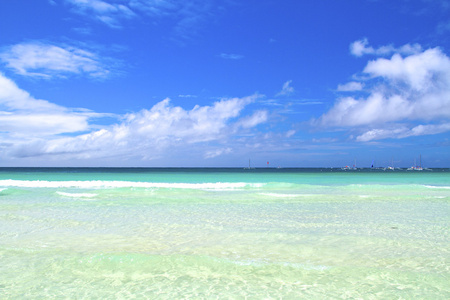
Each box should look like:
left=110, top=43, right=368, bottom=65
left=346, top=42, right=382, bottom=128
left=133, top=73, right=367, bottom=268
left=0, top=168, right=449, bottom=298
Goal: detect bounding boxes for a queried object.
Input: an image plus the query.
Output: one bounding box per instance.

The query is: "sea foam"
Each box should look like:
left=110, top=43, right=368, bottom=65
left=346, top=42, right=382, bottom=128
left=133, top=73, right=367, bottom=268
left=0, top=179, right=263, bottom=190
left=56, top=192, right=98, bottom=198
left=424, top=185, right=450, bottom=189
left=259, top=193, right=304, bottom=198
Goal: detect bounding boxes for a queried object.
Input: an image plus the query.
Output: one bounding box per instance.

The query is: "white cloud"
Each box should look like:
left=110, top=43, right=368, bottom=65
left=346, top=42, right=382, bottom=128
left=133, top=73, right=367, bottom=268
left=318, top=93, right=415, bottom=127
left=0, top=73, right=275, bottom=165
left=350, top=38, right=422, bottom=57
left=122, top=96, right=256, bottom=144
left=337, top=81, right=364, bottom=92
left=0, top=42, right=110, bottom=79
left=65, top=0, right=135, bottom=28
left=0, top=73, right=90, bottom=137
left=276, top=80, right=294, bottom=96
left=204, top=147, right=232, bottom=159
left=0, top=113, right=88, bottom=138
left=128, top=0, right=180, bottom=17
left=64, top=0, right=223, bottom=40
left=355, top=126, right=409, bottom=142
left=134, top=0, right=220, bottom=40
left=236, top=110, right=268, bottom=129
left=0, top=74, right=62, bottom=112
left=3, top=87, right=265, bottom=161
left=286, top=130, right=296, bottom=138
left=350, top=38, right=370, bottom=57
left=363, top=48, right=450, bottom=92
left=316, top=43, right=450, bottom=142
left=219, top=53, right=244, bottom=60
left=356, top=123, right=450, bottom=142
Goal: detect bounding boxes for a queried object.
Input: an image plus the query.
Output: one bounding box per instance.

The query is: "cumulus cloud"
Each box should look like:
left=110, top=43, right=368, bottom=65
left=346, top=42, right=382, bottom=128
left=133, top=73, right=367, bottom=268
left=1, top=80, right=265, bottom=161
left=315, top=40, right=450, bottom=142
left=121, top=96, right=257, bottom=144
left=0, top=71, right=270, bottom=164
left=363, top=48, right=450, bottom=92
left=0, top=42, right=111, bottom=79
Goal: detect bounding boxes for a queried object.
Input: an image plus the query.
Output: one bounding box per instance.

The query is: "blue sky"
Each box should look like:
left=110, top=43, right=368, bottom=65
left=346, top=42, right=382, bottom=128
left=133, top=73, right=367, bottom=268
left=0, top=0, right=449, bottom=167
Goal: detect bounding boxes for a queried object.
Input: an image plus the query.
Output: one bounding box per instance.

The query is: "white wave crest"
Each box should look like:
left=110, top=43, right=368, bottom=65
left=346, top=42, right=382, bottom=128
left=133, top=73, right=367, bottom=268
left=56, top=192, right=98, bottom=198
left=0, top=188, right=6, bottom=192
left=424, top=185, right=450, bottom=189
left=0, top=179, right=262, bottom=190
left=259, top=193, right=304, bottom=198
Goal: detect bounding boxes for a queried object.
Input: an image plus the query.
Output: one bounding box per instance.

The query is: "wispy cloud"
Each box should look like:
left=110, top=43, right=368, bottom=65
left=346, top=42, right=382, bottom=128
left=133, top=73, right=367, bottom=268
left=437, top=20, right=450, bottom=34
left=0, top=73, right=95, bottom=138
left=314, top=40, right=450, bottom=142
left=204, top=147, right=232, bottom=159
left=65, top=0, right=135, bottom=28
left=350, top=38, right=422, bottom=57
left=72, top=27, right=93, bottom=35
left=337, top=81, right=363, bottom=92
left=0, top=41, right=113, bottom=79
left=276, top=80, right=294, bottom=96
left=356, top=123, right=450, bottom=142
left=219, top=53, right=244, bottom=60
left=128, top=0, right=179, bottom=17
left=235, top=110, right=268, bottom=129
left=63, top=0, right=225, bottom=41
left=178, top=94, right=198, bottom=98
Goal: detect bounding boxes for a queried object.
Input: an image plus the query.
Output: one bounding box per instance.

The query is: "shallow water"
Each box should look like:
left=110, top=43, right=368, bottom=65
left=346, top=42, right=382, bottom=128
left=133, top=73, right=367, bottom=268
left=0, top=168, right=449, bottom=298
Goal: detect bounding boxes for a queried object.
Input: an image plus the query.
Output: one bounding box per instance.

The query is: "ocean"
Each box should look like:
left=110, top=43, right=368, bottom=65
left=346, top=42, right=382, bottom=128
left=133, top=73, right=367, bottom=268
left=0, top=168, right=449, bottom=299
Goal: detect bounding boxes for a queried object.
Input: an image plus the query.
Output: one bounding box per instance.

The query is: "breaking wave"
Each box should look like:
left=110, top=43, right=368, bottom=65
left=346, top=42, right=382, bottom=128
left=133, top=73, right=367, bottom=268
left=259, top=193, right=306, bottom=198
left=423, top=185, right=450, bottom=189
left=0, top=179, right=264, bottom=190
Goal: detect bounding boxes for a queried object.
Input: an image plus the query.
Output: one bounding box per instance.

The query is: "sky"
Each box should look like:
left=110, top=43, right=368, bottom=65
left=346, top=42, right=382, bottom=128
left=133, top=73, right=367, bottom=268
left=0, top=0, right=450, bottom=167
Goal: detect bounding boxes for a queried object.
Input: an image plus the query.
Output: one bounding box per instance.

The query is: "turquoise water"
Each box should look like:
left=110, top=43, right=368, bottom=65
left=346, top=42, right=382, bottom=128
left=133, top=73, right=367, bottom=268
left=0, top=168, right=449, bottom=299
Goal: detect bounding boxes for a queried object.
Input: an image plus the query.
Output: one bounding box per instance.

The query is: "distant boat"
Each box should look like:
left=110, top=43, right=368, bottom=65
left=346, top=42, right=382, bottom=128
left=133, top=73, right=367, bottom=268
left=385, top=157, right=396, bottom=170
left=342, top=159, right=357, bottom=170
left=244, top=159, right=255, bottom=170
left=341, top=166, right=354, bottom=170
left=407, top=155, right=424, bottom=171
left=407, top=166, right=424, bottom=171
